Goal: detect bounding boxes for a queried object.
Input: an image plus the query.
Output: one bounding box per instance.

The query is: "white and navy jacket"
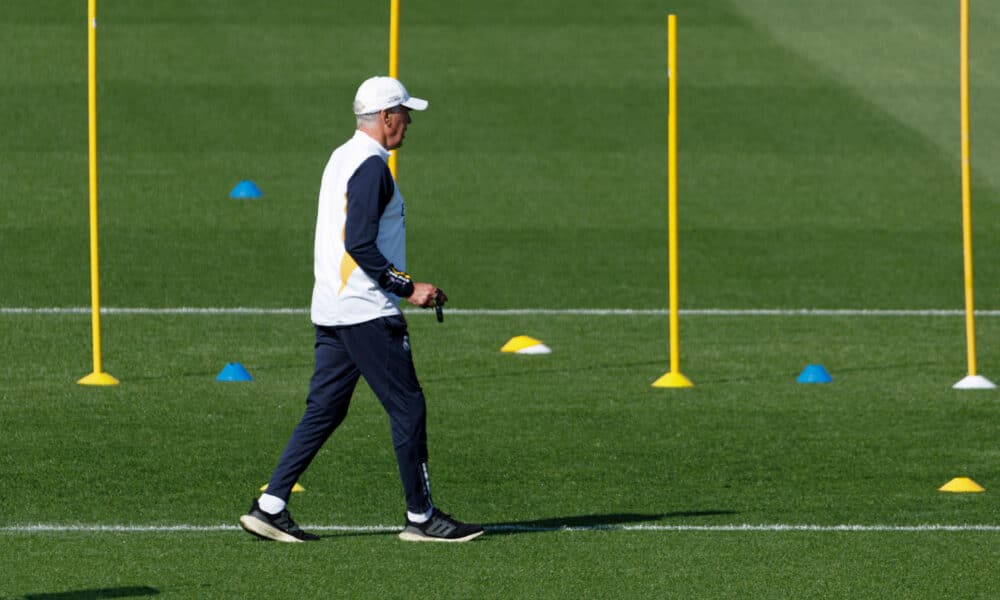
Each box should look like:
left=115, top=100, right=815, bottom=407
left=310, top=130, right=414, bottom=327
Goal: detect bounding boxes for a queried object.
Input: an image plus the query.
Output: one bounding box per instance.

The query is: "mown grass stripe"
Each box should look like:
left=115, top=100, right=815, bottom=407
left=5, top=523, right=1000, bottom=534
left=2, top=307, right=1000, bottom=317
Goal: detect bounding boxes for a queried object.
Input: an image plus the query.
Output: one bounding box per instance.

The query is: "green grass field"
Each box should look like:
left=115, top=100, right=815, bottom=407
left=3, top=0, right=1000, bottom=598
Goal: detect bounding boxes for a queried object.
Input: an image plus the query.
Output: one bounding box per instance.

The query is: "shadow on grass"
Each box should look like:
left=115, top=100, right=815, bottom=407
left=315, top=530, right=398, bottom=540
left=23, top=587, right=159, bottom=600
left=484, top=510, right=738, bottom=536
left=423, top=355, right=949, bottom=388
left=696, top=360, right=946, bottom=385
left=422, top=360, right=666, bottom=384
left=307, top=510, right=738, bottom=540
left=107, top=363, right=309, bottom=384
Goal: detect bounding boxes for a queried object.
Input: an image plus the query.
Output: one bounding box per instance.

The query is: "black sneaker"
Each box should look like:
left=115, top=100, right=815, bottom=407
left=398, top=508, right=485, bottom=543
left=239, top=500, right=320, bottom=542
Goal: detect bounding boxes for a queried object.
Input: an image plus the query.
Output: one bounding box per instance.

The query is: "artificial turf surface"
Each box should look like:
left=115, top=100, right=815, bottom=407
left=3, top=0, right=1000, bottom=598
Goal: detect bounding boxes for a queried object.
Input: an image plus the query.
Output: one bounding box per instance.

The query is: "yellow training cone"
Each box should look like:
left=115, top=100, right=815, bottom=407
left=259, top=483, right=306, bottom=493
left=938, top=477, right=985, bottom=493
left=501, top=335, right=551, bottom=354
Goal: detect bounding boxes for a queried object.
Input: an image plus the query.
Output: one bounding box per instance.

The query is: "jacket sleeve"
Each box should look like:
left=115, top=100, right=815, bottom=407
left=344, top=156, right=415, bottom=298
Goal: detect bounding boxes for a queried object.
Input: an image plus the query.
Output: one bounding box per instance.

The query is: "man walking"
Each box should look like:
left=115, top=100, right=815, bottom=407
left=239, top=76, right=484, bottom=543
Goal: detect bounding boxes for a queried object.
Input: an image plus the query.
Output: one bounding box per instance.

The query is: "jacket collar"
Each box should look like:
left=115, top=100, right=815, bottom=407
left=353, top=129, right=391, bottom=161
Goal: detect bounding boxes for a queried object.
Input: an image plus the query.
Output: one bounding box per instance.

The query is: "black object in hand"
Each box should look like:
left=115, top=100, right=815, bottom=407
left=435, top=291, right=444, bottom=323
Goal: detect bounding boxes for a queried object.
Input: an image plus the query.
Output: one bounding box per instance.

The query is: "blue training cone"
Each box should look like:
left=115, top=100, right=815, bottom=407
left=217, top=362, right=253, bottom=381
left=230, top=180, right=262, bottom=199
left=797, top=364, right=832, bottom=384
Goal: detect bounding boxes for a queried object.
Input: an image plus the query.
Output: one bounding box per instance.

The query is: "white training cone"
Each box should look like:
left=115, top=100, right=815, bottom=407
left=953, top=375, right=996, bottom=390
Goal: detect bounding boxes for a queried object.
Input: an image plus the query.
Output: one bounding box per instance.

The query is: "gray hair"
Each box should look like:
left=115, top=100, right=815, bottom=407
left=356, top=112, right=380, bottom=128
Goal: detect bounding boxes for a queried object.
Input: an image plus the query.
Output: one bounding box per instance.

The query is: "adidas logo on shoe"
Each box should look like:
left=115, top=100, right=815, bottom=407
left=398, top=508, right=485, bottom=543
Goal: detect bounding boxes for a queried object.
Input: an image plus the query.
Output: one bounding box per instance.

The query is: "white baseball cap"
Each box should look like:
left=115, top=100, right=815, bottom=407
left=352, top=76, right=429, bottom=115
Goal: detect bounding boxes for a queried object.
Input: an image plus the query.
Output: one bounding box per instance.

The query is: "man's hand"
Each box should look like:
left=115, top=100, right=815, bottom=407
left=407, top=283, right=447, bottom=308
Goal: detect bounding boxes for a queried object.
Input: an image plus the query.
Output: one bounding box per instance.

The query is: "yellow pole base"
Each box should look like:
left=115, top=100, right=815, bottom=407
left=652, top=372, right=694, bottom=388
left=78, top=371, right=119, bottom=386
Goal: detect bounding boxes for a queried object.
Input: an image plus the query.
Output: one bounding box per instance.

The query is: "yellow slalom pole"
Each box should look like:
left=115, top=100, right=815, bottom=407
left=79, top=0, right=118, bottom=387
left=387, top=0, right=400, bottom=179
left=953, top=0, right=994, bottom=390
left=653, top=14, right=693, bottom=389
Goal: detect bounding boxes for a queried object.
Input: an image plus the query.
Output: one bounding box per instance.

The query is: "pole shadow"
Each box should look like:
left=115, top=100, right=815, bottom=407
left=484, top=510, right=738, bottom=536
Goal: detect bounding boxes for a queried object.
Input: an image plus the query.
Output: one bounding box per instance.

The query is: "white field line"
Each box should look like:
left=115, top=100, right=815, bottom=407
left=3, top=307, right=1000, bottom=317
left=3, top=523, right=1000, bottom=534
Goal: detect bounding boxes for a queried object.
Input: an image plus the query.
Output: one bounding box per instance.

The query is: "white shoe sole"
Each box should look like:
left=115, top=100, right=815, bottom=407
left=239, top=514, right=305, bottom=543
left=398, top=528, right=485, bottom=543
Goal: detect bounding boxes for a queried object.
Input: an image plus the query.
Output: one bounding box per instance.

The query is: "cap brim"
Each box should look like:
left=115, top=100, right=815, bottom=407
left=402, top=97, right=428, bottom=111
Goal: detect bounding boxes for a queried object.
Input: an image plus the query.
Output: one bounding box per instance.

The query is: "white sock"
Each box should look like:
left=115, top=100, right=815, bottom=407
left=407, top=506, right=434, bottom=524
left=258, top=493, right=286, bottom=515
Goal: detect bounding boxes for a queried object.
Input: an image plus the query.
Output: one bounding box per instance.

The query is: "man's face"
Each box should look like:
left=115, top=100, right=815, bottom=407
left=382, top=106, right=412, bottom=150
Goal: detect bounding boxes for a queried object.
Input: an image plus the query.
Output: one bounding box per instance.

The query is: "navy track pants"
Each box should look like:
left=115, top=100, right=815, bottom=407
left=265, top=315, right=432, bottom=514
